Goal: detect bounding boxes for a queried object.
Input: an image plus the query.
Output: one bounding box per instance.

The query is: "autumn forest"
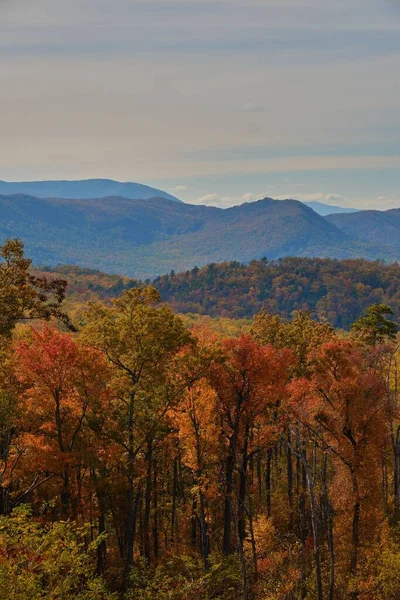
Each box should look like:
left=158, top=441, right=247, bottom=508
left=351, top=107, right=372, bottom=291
left=1, top=239, right=400, bottom=600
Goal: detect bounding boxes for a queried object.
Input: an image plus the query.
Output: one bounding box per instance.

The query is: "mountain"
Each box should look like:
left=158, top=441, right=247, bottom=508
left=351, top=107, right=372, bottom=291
left=326, top=209, right=400, bottom=253
left=0, top=179, right=181, bottom=203
left=0, top=193, right=394, bottom=278
left=302, top=201, right=358, bottom=216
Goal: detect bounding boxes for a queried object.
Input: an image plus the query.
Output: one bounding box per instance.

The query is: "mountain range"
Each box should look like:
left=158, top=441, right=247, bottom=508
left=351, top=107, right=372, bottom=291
left=0, top=179, right=181, bottom=203
left=0, top=187, right=397, bottom=278
left=326, top=210, right=400, bottom=253
left=302, top=201, right=358, bottom=216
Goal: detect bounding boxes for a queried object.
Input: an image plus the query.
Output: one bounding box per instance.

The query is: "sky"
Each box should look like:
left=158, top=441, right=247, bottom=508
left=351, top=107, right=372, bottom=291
left=1, top=0, right=400, bottom=210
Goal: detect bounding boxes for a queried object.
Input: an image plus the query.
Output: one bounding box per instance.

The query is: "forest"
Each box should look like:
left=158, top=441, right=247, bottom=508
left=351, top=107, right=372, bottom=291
left=2, top=239, right=400, bottom=600
left=41, top=256, right=400, bottom=329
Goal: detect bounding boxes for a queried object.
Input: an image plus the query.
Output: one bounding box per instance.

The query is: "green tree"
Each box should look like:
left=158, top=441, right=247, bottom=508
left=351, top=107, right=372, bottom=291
left=0, top=239, right=71, bottom=337
left=81, top=286, right=193, bottom=586
left=251, top=310, right=334, bottom=376
left=351, top=303, right=398, bottom=345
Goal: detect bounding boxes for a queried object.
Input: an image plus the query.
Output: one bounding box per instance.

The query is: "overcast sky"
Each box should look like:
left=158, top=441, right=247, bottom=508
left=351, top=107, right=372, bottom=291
left=1, top=0, right=400, bottom=209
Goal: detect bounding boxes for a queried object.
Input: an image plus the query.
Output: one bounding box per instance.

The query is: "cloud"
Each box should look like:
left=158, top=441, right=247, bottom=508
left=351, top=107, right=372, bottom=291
left=374, top=195, right=400, bottom=208
left=195, top=193, right=221, bottom=205
left=275, top=192, right=353, bottom=207
left=241, top=102, right=264, bottom=113
left=1, top=0, right=400, bottom=209
left=193, top=192, right=266, bottom=208
left=193, top=191, right=357, bottom=209
left=173, top=184, right=187, bottom=191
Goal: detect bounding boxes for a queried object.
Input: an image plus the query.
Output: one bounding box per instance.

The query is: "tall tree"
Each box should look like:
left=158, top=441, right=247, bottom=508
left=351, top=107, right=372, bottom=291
left=81, top=286, right=192, bottom=585
left=14, top=327, right=109, bottom=516
left=290, top=340, right=389, bottom=596
left=209, top=335, right=290, bottom=556
left=0, top=239, right=71, bottom=337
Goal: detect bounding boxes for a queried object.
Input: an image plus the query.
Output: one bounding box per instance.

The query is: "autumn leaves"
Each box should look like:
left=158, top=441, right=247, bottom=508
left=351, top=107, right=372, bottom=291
left=1, top=239, right=400, bottom=599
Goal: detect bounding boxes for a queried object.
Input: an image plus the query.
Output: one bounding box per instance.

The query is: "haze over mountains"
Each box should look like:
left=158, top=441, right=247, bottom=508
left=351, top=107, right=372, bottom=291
left=302, top=201, right=358, bottom=216
left=0, top=184, right=397, bottom=278
left=0, top=179, right=181, bottom=203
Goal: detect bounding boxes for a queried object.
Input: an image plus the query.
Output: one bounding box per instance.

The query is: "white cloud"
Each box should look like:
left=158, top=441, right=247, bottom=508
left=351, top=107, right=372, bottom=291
left=173, top=184, right=187, bottom=191
left=242, top=192, right=255, bottom=202
left=193, top=191, right=266, bottom=208
left=241, top=102, right=264, bottom=113
left=275, top=192, right=352, bottom=206
left=374, top=195, right=400, bottom=209
left=192, top=191, right=359, bottom=209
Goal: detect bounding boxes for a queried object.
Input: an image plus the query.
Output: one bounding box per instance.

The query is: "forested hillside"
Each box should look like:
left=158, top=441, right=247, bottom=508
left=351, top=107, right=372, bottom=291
left=41, top=257, right=400, bottom=330
left=327, top=208, right=400, bottom=252
left=0, top=194, right=396, bottom=277
left=2, top=239, right=400, bottom=600
left=154, top=257, right=400, bottom=328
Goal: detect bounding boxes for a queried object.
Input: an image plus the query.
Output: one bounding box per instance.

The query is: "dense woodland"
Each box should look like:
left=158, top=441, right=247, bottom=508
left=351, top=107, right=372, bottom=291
left=41, top=257, right=400, bottom=329
left=2, top=240, right=400, bottom=600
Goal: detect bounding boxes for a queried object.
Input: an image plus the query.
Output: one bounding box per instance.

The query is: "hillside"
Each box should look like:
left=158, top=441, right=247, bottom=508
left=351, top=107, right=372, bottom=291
left=0, top=193, right=394, bottom=278
left=0, top=178, right=181, bottom=202
left=327, top=209, right=400, bottom=252
left=41, top=257, right=400, bottom=329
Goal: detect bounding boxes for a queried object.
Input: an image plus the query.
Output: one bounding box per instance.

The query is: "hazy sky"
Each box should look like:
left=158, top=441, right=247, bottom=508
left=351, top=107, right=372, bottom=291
left=1, top=0, right=400, bottom=209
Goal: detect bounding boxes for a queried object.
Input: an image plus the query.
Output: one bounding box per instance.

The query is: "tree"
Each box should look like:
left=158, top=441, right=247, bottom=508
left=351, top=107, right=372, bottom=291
left=172, top=380, right=219, bottom=568
left=81, top=286, right=193, bottom=586
left=14, top=327, right=109, bottom=517
left=351, top=304, right=398, bottom=346
left=289, top=340, right=389, bottom=597
left=252, top=310, right=334, bottom=376
left=209, top=336, right=290, bottom=556
left=0, top=239, right=71, bottom=337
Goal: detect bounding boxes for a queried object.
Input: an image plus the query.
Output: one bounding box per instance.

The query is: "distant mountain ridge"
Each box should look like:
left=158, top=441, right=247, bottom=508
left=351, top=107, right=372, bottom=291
left=0, top=192, right=397, bottom=278
left=302, top=201, right=359, bottom=216
left=0, top=178, right=181, bottom=203
left=326, top=209, right=400, bottom=252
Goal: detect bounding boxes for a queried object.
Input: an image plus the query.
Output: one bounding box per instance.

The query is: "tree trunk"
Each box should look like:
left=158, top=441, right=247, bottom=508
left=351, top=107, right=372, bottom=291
left=322, top=454, right=335, bottom=600
left=234, top=498, right=249, bottom=600
left=223, top=449, right=235, bottom=554
left=302, top=447, right=324, bottom=600
left=287, top=429, right=293, bottom=527
left=122, top=476, right=136, bottom=591
left=61, top=464, right=71, bottom=515
left=247, top=490, right=258, bottom=579
left=199, top=489, right=209, bottom=569
left=392, top=427, right=400, bottom=521
left=153, top=454, right=159, bottom=562
left=256, top=450, right=262, bottom=503
left=191, top=496, right=197, bottom=549
left=351, top=503, right=360, bottom=575
left=349, top=474, right=361, bottom=600
left=121, top=392, right=136, bottom=593
left=144, top=440, right=153, bottom=564
left=238, top=425, right=249, bottom=544
left=96, top=488, right=107, bottom=575
left=171, top=457, right=178, bottom=542
left=266, top=447, right=272, bottom=518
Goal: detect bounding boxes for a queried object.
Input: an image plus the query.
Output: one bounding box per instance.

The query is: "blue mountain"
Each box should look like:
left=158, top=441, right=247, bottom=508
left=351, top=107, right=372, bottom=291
left=0, top=178, right=181, bottom=202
